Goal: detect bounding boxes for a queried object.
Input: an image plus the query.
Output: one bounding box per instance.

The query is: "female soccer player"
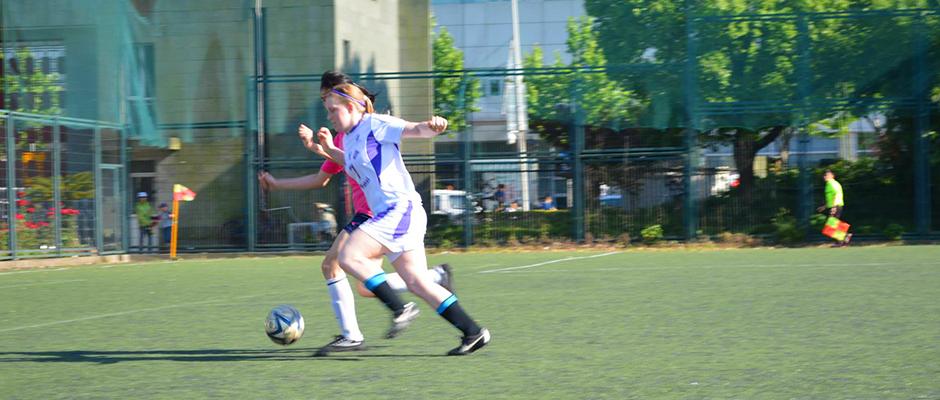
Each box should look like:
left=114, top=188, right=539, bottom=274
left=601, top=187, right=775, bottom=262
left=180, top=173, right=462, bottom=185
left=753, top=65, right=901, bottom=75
left=315, top=81, right=490, bottom=356
left=258, top=72, right=453, bottom=356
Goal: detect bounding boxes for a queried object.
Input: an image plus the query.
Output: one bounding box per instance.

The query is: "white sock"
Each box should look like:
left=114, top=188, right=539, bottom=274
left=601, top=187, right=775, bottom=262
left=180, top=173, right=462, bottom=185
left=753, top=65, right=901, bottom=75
left=385, top=272, right=408, bottom=293
left=326, top=275, right=364, bottom=341
left=427, top=266, right=444, bottom=284
left=385, top=267, right=444, bottom=293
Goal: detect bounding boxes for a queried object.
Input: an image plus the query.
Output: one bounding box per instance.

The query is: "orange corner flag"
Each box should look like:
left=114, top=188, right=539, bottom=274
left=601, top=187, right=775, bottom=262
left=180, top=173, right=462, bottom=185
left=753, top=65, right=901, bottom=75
left=173, top=184, right=196, bottom=201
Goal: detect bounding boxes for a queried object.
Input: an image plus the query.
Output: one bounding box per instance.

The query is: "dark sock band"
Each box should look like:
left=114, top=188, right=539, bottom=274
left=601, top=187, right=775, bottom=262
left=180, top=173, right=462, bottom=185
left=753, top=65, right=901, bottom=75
left=369, top=281, right=406, bottom=313
left=439, top=300, right=481, bottom=337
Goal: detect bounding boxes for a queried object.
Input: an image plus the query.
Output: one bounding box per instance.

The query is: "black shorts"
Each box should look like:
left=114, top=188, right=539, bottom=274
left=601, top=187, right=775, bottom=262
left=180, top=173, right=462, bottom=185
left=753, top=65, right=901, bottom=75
left=831, top=206, right=843, bottom=219
left=343, top=213, right=372, bottom=234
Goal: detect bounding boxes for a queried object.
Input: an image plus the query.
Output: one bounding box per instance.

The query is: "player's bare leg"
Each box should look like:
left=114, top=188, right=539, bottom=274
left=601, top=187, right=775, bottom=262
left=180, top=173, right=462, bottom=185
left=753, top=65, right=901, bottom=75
left=336, top=229, right=419, bottom=339
left=392, top=248, right=490, bottom=355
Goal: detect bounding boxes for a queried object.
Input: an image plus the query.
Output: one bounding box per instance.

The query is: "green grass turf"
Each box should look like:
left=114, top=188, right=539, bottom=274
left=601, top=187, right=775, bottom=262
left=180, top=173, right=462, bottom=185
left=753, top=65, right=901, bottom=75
left=1, top=246, right=939, bottom=399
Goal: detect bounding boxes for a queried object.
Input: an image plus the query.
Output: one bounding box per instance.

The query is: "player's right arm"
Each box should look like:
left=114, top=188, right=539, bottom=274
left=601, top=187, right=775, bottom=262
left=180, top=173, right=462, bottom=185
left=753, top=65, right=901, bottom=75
left=318, top=127, right=346, bottom=166
left=258, top=170, right=332, bottom=191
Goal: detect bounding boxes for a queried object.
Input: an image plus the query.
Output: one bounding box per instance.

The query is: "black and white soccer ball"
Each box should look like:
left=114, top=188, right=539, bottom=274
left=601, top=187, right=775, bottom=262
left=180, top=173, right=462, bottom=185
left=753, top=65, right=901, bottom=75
left=264, top=305, right=305, bottom=345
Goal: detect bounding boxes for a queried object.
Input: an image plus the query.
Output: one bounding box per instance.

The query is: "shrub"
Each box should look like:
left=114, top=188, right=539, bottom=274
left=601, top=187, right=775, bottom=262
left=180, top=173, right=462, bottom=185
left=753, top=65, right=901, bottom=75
left=772, top=208, right=805, bottom=245
left=640, top=224, right=664, bottom=244
left=616, top=233, right=631, bottom=247
left=883, top=223, right=904, bottom=241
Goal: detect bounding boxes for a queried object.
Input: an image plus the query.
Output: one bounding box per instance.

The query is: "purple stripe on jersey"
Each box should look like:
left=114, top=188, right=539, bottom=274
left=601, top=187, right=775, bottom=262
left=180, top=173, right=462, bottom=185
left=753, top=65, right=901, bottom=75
left=367, top=131, right=382, bottom=183
left=372, top=203, right=397, bottom=222
left=392, top=201, right=413, bottom=239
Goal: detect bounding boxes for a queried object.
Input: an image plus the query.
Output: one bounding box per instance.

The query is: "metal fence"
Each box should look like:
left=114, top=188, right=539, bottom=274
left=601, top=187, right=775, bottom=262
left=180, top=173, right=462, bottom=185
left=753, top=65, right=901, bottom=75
left=2, top=5, right=939, bottom=259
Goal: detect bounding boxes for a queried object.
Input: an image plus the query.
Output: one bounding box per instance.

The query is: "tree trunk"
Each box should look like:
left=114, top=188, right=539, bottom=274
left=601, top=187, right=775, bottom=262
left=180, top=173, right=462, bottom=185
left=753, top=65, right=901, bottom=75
left=732, top=126, right=787, bottom=202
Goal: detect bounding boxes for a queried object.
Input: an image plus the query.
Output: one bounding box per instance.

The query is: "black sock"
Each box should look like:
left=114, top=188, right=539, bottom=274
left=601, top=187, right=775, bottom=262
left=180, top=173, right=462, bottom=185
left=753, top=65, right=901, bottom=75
left=439, top=300, right=481, bottom=337
left=369, top=281, right=406, bottom=314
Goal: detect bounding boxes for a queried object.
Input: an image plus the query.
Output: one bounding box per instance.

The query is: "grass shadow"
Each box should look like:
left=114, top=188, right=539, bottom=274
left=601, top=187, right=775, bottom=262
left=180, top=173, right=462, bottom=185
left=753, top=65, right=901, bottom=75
left=0, top=347, right=446, bottom=364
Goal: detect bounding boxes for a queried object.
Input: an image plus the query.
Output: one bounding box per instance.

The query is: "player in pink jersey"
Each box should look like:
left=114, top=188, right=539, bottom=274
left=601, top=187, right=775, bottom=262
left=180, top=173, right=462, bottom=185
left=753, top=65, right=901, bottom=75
left=256, top=72, right=453, bottom=356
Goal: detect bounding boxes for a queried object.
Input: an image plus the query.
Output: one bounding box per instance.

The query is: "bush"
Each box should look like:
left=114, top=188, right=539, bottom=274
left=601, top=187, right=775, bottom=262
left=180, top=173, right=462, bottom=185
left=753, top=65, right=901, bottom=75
left=883, top=223, right=905, bottom=241
left=616, top=233, right=631, bottom=247
left=640, top=224, right=664, bottom=244
left=717, top=232, right=758, bottom=246
left=772, top=208, right=805, bottom=245
left=809, top=213, right=828, bottom=229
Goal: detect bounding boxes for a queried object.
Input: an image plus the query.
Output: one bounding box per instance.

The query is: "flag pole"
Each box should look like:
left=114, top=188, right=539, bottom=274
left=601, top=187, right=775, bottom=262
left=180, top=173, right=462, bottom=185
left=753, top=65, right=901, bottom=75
left=170, top=197, right=180, bottom=260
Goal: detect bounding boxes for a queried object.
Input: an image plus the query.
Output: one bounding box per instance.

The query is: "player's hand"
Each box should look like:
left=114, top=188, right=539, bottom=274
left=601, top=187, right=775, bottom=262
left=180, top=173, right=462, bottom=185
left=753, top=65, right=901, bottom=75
left=427, top=116, right=448, bottom=134
left=816, top=206, right=826, bottom=213
left=258, top=171, right=277, bottom=191
left=317, top=127, right=336, bottom=151
left=829, top=207, right=837, bottom=216
left=298, top=124, right=316, bottom=148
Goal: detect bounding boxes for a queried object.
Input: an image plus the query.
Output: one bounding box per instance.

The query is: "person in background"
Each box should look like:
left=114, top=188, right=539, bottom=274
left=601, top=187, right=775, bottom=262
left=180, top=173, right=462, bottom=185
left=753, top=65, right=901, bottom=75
left=816, top=169, right=852, bottom=246
left=541, top=195, right=557, bottom=211
left=156, top=203, right=173, bottom=251
left=494, top=183, right=507, bottom=211
left=134, top=192, right=155, bottom=253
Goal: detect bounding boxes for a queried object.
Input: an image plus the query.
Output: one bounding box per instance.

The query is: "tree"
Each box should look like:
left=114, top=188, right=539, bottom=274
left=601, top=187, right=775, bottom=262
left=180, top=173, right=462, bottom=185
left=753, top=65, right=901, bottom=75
left=432, top=25, right=481, bottom=134
left=523, top=16, right=641, bottom=148
left=582, top=0, right=932, bottom=199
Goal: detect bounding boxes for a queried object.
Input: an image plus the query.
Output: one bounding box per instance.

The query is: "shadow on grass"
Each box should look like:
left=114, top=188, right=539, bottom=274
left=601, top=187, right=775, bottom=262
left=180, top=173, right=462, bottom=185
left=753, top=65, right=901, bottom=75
left=0, top=347, right=448, bottom=364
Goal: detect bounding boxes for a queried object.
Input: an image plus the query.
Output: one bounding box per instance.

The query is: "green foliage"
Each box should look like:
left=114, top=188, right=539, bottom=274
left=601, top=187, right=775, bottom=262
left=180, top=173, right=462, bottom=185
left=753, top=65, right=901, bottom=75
left=640, top=224, right=664, bottom=244
left=1, top=48, right=63, bottom=116
left=523, top=17, right=641, bottom=147
left=810, top=213, right=828, bottom=229
left=584, top=0, right=940, bottom=199
left=432, top=25, right=481, bottom=134
left=772, top=208, right=805, bottom=245
left=883, top=223, right=905, bottom=241
left=25, top=172, right=95, bottom=201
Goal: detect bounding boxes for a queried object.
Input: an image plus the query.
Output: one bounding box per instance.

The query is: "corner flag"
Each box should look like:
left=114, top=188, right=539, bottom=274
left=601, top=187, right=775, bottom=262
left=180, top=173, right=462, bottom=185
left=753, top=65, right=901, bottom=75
left=170, top=184, right=196, bottom=259
left=173, top=184, right=196, bottom=201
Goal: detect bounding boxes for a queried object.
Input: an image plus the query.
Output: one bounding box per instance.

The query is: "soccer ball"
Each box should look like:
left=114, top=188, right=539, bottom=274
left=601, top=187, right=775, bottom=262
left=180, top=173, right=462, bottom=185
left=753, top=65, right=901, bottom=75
left=264, top=305, right=305, bottom=345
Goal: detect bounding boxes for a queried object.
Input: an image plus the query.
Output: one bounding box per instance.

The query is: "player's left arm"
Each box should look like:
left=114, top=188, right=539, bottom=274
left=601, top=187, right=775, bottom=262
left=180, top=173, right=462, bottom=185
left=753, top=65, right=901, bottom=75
left=402, top=116, right=448, bottom=138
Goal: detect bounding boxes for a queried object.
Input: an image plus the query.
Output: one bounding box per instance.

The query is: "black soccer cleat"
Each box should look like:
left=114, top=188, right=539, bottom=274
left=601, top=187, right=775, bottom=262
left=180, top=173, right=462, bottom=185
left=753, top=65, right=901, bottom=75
left=447, top=327, right=491, bottom=356
left=314, top=335, right=366, bottom=356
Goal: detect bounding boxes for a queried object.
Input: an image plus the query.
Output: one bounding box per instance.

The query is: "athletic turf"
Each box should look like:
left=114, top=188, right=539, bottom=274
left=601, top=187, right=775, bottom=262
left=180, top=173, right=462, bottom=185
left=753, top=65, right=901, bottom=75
left=1, top=246, right=939, bottom=399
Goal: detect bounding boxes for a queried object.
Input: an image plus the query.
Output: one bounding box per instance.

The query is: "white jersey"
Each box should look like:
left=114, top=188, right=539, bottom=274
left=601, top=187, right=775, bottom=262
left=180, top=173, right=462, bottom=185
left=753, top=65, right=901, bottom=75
left=343, top=113, right=421, bottom=210
left=343, top=113, right=425, bottom=252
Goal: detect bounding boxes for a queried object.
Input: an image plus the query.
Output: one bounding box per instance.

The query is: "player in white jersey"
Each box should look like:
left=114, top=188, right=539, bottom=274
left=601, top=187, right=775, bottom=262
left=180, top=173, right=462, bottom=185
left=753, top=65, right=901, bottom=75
left=257, top=72, right=455, bottom=356
left=315, top=81, right=490, bottom=356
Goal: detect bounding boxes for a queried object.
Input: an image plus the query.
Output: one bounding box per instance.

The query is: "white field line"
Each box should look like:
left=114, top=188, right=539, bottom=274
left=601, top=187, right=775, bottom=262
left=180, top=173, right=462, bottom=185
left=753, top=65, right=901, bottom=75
left=479, top=251, right=622, bottom=274
left=0, top=293, right=271, bottom=334
left=484, top=261, right=940, bottom=274
left=0, top=268, right=68, bottom=276
left=0, top=279, right=86, bottom=289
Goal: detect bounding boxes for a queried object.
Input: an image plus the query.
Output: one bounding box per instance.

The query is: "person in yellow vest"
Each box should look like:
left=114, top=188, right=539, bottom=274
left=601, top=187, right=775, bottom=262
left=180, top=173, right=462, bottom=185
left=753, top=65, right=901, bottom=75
left=134, top=192, right=156, bottom=252
left=817, top=170, right=852, bottom=246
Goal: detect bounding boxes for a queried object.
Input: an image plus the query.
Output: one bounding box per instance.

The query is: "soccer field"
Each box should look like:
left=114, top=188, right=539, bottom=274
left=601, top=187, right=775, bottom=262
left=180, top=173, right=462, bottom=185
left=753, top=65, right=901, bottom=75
left=1, top=246, right=939, bottom=399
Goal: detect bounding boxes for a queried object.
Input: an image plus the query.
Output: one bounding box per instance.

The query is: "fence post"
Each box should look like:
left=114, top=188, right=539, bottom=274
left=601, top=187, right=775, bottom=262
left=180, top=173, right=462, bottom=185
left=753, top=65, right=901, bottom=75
left=121, top=125, right=130, bottom=252
left=52, top=118, right=62, bottom=256
left=5, top=115, right=16, bottom=259
left=571, top=87, right=586, bottom=243
left=457, top=77, right=474, bottom=247
left=683, top=3, right=699, bottom=240
left=913, top=14, right=931, bottom=236
left=94, top=126, right=104, bottom=254
left=246, top=77, right=258, bottom=252
left=795, top=15, right=813, bottom=231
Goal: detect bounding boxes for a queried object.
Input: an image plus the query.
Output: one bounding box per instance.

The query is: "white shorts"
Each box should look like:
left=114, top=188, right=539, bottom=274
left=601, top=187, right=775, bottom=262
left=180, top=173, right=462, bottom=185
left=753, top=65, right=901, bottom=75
left=358, top=199, right=427, bottom=255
